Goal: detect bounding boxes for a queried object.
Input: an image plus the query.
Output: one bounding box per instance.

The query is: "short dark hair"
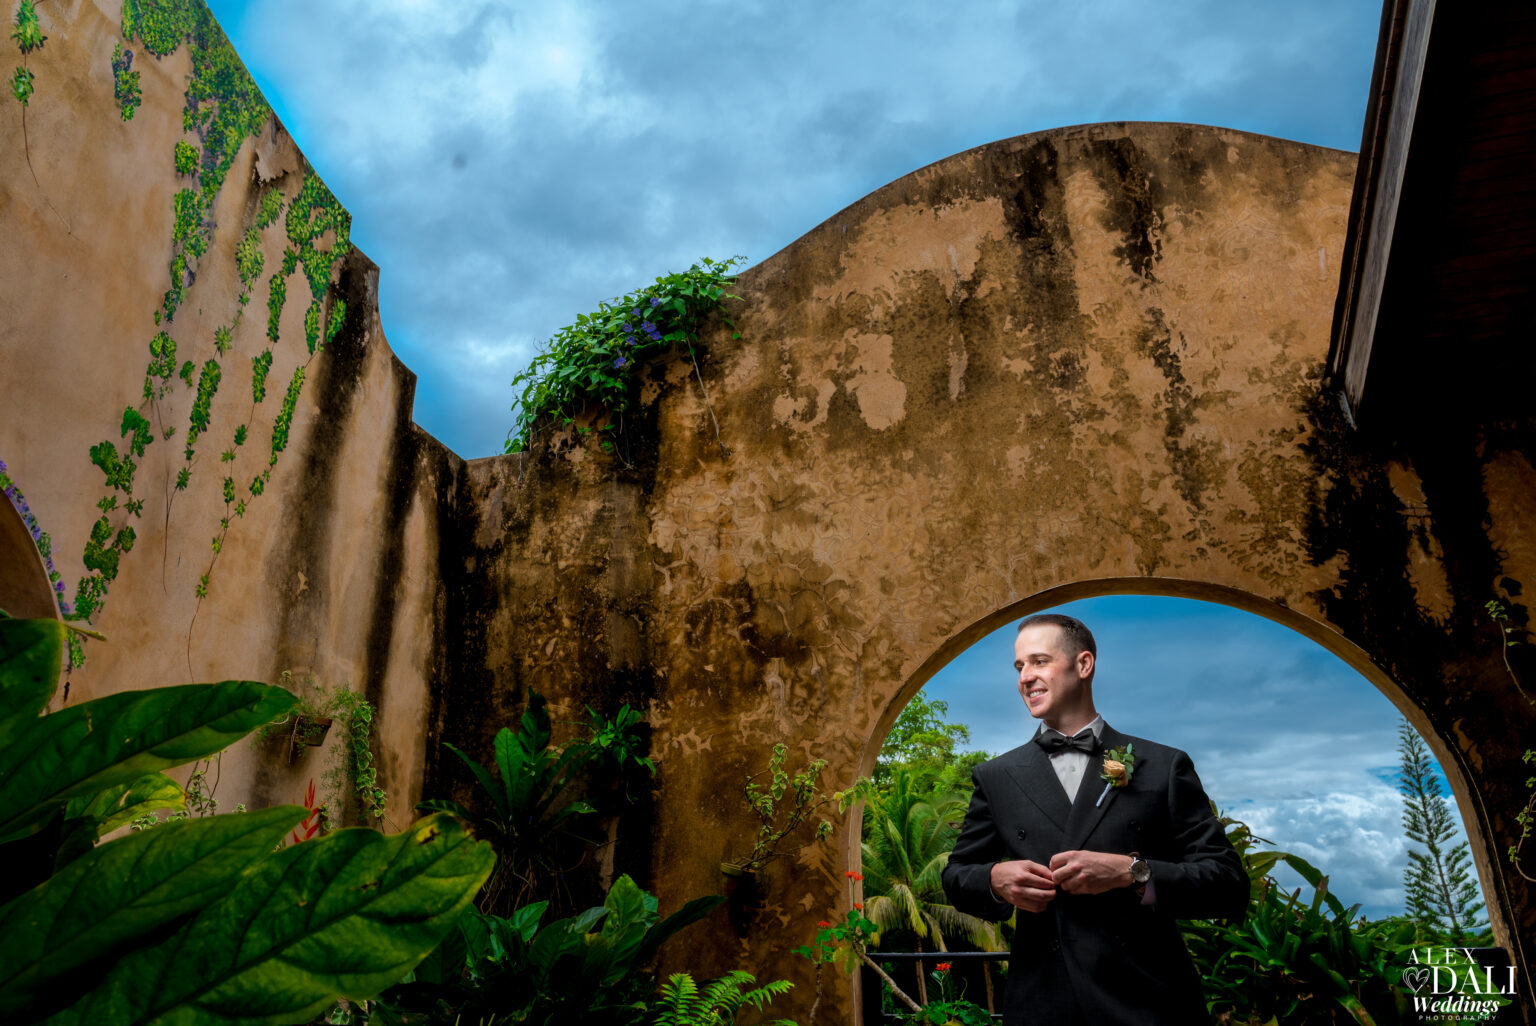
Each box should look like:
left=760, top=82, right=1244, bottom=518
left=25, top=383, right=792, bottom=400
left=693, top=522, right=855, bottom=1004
left=1017, top=613, right=1096, bottom=659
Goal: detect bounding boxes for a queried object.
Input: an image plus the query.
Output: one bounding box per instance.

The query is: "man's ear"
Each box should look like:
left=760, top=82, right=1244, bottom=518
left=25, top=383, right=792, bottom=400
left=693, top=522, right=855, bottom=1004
left=1077, top=650, right=1095, bottom=680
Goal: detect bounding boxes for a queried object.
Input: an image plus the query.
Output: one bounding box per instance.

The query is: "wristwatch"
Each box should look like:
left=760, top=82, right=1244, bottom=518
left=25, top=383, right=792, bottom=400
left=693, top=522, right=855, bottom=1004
left=1128, top=852, right=1151, bottom=885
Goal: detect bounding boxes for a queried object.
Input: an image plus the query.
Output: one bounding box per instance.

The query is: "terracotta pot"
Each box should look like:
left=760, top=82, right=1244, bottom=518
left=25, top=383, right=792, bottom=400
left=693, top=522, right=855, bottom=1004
left=293, top=715, right=333, bottom=746
left=286, top=715, right=333, bottom=762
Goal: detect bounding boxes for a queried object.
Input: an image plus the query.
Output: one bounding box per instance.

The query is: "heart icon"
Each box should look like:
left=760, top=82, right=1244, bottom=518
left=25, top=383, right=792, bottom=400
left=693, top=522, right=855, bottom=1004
left=1401, top=968, right=1431, bottom=993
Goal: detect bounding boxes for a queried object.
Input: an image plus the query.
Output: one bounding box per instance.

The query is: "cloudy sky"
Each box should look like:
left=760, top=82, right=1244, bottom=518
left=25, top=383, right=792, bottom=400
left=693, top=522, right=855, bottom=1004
left=207, top=0, right=1380, bottom=459
left=198, top=1, right=1486, bottom=921
left=926, top=596, right=1479, bottom=923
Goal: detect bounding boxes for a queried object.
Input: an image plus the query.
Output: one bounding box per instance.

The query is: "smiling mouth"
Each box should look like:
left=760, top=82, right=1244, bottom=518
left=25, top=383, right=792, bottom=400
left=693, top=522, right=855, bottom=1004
left=1026, top=689, right=1046, bottom=702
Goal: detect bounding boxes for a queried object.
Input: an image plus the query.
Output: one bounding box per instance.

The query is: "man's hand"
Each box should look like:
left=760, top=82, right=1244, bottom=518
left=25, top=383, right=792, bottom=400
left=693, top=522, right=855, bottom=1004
left=990, top=860, right=1057, bottom=912
left=1049, top=850, right=1134, bottom=895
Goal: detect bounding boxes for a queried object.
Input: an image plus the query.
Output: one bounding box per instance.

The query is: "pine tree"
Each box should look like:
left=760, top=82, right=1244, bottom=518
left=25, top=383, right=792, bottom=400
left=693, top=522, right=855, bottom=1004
left=1397, top=719, right=1489, bottom=945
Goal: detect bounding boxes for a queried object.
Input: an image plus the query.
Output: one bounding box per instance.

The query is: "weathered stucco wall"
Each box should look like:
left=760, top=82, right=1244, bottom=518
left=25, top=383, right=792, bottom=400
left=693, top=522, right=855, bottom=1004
left=438, top=124, right=1534, bottom=1018
left=0, top=0, right=460, bottom=826
left=3, top=3, right=1532, bottom=1022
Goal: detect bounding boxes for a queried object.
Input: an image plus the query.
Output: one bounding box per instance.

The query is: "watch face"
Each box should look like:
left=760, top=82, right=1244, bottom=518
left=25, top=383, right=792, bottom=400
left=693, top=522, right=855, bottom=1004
left=1131, top=857, right=1151, bottom=884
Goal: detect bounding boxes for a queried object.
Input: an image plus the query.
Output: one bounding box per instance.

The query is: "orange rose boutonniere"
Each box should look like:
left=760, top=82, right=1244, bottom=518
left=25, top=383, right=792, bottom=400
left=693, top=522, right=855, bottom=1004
left=1096, top=743, right=1135, bottom=807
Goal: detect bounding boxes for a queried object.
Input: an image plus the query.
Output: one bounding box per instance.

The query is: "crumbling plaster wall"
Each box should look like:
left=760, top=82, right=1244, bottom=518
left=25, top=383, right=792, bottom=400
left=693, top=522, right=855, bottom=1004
left=440, top=123, right=1533, bottom=1017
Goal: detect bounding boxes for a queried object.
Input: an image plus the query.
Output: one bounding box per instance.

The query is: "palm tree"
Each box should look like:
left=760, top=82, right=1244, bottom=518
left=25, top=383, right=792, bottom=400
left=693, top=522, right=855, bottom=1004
left=860, top=769, right=1008, bottom=1005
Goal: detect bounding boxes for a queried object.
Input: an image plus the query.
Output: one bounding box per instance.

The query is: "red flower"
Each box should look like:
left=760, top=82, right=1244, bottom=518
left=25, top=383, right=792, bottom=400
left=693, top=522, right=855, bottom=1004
left=817, top=920, right=831, bottom=928
left=936, top=962, right=952, bottom=972
left=846, top=870, right=864, bottom=880
left=853, top=902, right=863, bottom=910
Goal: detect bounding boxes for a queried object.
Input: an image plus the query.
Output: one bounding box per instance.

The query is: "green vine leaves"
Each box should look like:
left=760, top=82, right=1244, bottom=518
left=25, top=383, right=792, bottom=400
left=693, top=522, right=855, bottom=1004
left=505, top=256, right=744, bottom=456
left=65, top=2, right=352, bottom=669
left=9, top=0, right=44, bottom=106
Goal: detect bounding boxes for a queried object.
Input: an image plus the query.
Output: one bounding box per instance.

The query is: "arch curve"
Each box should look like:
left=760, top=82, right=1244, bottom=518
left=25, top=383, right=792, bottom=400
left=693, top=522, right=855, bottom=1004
left=857, top=577, right=1510, bottom=954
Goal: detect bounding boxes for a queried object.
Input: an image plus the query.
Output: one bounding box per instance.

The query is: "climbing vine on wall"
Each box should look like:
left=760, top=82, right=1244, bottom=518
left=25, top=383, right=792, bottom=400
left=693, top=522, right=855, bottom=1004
left=62, top=0, right=351, bottom=668
left=110, top=41, right=139, bottom=119
left=193, top=164, right=349, bottom=621
left=8, top=0, right=43, bottom=105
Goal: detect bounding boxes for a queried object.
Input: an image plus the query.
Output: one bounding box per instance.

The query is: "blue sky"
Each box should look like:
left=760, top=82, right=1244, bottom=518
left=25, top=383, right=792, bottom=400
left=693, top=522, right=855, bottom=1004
left=197, top=1, right=1486, bottom=921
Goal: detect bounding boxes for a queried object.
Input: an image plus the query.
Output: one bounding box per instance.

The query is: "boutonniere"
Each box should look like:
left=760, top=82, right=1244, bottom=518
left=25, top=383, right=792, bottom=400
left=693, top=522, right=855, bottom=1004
left=1096, top=743, right=1135, bottom=807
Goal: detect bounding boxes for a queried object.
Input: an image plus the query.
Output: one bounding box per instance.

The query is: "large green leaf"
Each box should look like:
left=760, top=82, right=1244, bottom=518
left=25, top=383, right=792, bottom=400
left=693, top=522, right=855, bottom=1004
left=443, top=740, right=507, bottom=822
left=47, top=813, right=494, bottom=1026
left=64, top=772, right=187, bottom=836
left=0, top=617, right=64, bottom=721
left=0, top=807, right=303, bottom=1020
left=635, top=894, right=727, bottom=969
left=0, top=681, right=295, bottom=842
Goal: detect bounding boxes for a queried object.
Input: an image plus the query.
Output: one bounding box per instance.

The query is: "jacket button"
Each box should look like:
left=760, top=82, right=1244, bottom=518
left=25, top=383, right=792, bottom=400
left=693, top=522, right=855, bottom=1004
left=1049, top=939, right=1061, bottom=952
left=1016, top=829, right=1027, bottom=841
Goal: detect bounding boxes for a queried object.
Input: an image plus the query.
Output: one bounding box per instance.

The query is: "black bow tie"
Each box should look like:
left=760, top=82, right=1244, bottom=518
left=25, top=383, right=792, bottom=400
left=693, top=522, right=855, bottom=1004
left=1035, top=729, right=1097, bottom=755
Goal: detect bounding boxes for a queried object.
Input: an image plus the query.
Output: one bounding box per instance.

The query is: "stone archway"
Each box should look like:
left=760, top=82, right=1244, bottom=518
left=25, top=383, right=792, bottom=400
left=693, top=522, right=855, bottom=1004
left=441, top=123, right=1534, bottom=1021
left=858, top=576, right=1507, bottom=940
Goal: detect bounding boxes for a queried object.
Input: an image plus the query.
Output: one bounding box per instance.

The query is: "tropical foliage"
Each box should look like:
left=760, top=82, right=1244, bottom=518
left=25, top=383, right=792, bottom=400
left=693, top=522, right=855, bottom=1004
left=874, top=693, right=989, bottom=797
left=1184, top=811, right=1510, bottom=1025
left=860, top=769, right=1005, bottom=955
left=416, top=689, right=652, bottom=914
left=365, top=874, right=728, bottom=1025
left=0, top=614, right=494, bottom=1026
left=650, top=970, right=795, bottom=1026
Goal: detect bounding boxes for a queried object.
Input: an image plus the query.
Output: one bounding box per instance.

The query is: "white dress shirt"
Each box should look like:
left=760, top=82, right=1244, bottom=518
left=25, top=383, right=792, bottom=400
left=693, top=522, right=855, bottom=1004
left=1036, top=715, right=1105, bottom=801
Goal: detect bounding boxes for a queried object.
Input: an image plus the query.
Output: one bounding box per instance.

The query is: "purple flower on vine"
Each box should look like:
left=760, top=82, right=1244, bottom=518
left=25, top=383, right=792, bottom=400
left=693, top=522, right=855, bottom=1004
left=641, top=321, right=656, bottom=333
left=625, top=336, right=636, bottom=346
left=613, top=356, right=627, bottom=368
left=54, top=581, right=64, bottom=593
left=649, top=297, right=661, bottom=307
left=60, top=602, right=72, bottom=615
left=0, top=459, right=7, bottom=471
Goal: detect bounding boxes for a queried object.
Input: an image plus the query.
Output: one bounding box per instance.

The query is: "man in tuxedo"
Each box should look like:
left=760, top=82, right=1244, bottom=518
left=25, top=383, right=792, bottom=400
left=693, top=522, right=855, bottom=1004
left=941, top=614, right=1247, bottom=1026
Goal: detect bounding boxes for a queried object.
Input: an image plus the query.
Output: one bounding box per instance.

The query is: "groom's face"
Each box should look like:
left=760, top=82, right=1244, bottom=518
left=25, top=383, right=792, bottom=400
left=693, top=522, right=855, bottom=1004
left=1014, top=623, right=1094, bottom=729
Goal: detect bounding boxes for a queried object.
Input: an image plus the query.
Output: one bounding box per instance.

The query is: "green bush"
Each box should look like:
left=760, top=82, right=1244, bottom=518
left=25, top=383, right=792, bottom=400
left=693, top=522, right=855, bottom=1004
left=370, top=874, right=727, bottom=1026
left=1183, top=812, right=1511, bottom=1025
left=418, top=690, right=603, bottom=913
left=505, top=256, right=743, bottom=454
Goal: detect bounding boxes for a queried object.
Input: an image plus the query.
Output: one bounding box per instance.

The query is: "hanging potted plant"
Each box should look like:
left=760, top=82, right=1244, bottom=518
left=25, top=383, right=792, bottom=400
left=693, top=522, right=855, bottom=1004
left=287, top=713, right=332, bottom=762
left=721, top=743, right=859, bottom=935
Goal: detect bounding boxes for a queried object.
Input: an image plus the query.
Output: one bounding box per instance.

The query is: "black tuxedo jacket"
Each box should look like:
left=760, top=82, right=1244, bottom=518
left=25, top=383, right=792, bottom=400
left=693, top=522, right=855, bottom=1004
left=940, top=724, right=1246, bottom=1026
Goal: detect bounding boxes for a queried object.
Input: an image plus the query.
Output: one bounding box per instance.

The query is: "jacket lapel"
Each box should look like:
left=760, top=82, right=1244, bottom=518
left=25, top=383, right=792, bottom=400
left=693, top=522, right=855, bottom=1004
left=1063, top=724, right=1128, bottom=850
left=1001, top=737, right=1070, bottom=831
